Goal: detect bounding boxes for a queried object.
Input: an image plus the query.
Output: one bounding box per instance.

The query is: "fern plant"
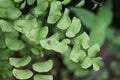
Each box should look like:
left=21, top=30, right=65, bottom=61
left=0, top=0, right=103, bottom=79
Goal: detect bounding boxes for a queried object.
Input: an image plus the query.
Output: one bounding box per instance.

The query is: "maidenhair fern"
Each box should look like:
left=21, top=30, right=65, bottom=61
left=0, top=0, right=103, bottom=79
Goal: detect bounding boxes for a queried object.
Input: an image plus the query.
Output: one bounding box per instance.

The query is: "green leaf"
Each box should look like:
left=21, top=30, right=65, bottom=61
left=14, top=18, right=38, bottom=33
left=0, top=61, right=12, bottom=78
left=14, top=19, right=27, bottom=33
left=80, top=32, right=90, bottom=49
left=4, top=31, right=19, bottom=39
left=92, top=57, right=103, bottom=71
left=69, top=44, right=80, bottom=60
left=40, top=33, right=70, bottom=53
left=32, top=60, right=53, bottom=73
left=90, top=0, right=113, bottom=46
left=92, top=3, right=98, bottom=10
left=0, top=0, right=14, bottom=8
left=1, top=70, right=12, bottom=79
left=13, top=69, right=33, bottom=79
left=81, top=56, right=92, bottom=69
left=69, top=44, right=86, bottom=62
left=0, top=29, right=6, bottom=48
left=40, top=33, right=60, bottom=50
left=77, top=50, right=86, bottom=62
left=57, top=8, right=71, bottom=29
left=31, top=48, right=40, bottom=55
left=31, top=47, right=43, bottom=57
left=6, top=8, right=21, bottom=19
left=47, top=1, right=62, bottom=24
left=70, top=7, right=96, bottom=29
left=75, top=0, right=85, bottom=7
left=27, top=0, right=35, bottom=5
left=90, top=27, right=106, bottom=46
left=5, top=38, right=25, bottom=51
left=92, top=61, right=100, bottom=71
left=0, top=39, right=6, bottom=48
left=34, top=0, right=48, bottom=15
left=63, top=50, right=85, bottom=71
left=15, top=19, right=40, bottom=43
left=0, top=20, right=15, bottom=32
left=34, top=74, right=53, bottom=80
left=38, top=26, right=48, bottom=39
left=70, top=50, right=86, bottom=63
left=88, top=44, right=100, bottom=57
left=9, top=56, right=31, bottom=68
left=0, top=61, right=11, bottom=70
left=0, top=9, right=6, bottom=18
left=20, top=0, right=26, bottom=9
left=0, top=49, right=13, bottom=60
left=53, top=39, right=70, bottom=53
left=62, top=0, right=71, bottom=5
left=74, top=32, right=90, bottom=49
left=0, top=6, right=21, bottom=19
left=66, top=17, right=81, bottom=37
left=25, top=28, right=40, bottom=43
left=23, top=18, right=38, bottom=31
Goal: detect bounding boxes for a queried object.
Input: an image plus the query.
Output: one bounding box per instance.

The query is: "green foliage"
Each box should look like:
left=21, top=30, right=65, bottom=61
left=0, top=49, right=13, bottom=59
left=31, top=47, right=43, bottom=56
left=70, top=8, right=96, bottom=29
left=0, top=0, right=103, bottom=79
left=76, top=0, right=85, bottom=7
left=34, top=0, right=48, bottom=15
left=40, top=33, right=70, bottom=53
left=6, top=38, right=25, bottom=51
left=0, top=61, right=12, bottom=79
left=66, top=17, right=81, bottom=37
left=27, top=0, right=35, bottom=5
left=74, top=32, right=90, bottom=49
left=34, top=74, right=53, bottom=80
left=69, top=44, right=86, bottom=63
left=0, top=0, right=21, bottom=19
left=88, top=44, right=100, bottom=57
left=13, top=69, right=33, bottom=79
left=62, top=0, right=71, bottom=5
left=70, top=0, right=113, bottom=46
left=0, top=20, right=15, bottom=32
left=9, top=56, right=31, bottom=68
left=47, top=1, right=62, bottom=24
left=81, top=56, right=92, bottom=69
left=33, top=60, right=53, bottom=73
left=57, top=8, right=71, bottom=29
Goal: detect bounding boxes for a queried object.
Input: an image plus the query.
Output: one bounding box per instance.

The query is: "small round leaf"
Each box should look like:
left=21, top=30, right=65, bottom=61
left=9, top=56, right=31, bottom=68
left=34, top=74, right=53, bottom=80
left=66, top=17, right=81, bottom=37
left=13, top=69, right=33, bottom=79
left=6, top=38, right=25, bottom=51
left=57, top=8, right=71, bottom=29
left=88, top=44, right=100, bottom=57
left=81, top=56, right=92, bottom=69
left=32, top=60, right=53, bottom=73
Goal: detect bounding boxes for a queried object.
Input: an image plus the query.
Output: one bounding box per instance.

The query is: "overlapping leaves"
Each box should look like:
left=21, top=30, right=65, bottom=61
left=9, top=56, right=53, bottom=80
left=0, top=0, right=103, bottom=79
